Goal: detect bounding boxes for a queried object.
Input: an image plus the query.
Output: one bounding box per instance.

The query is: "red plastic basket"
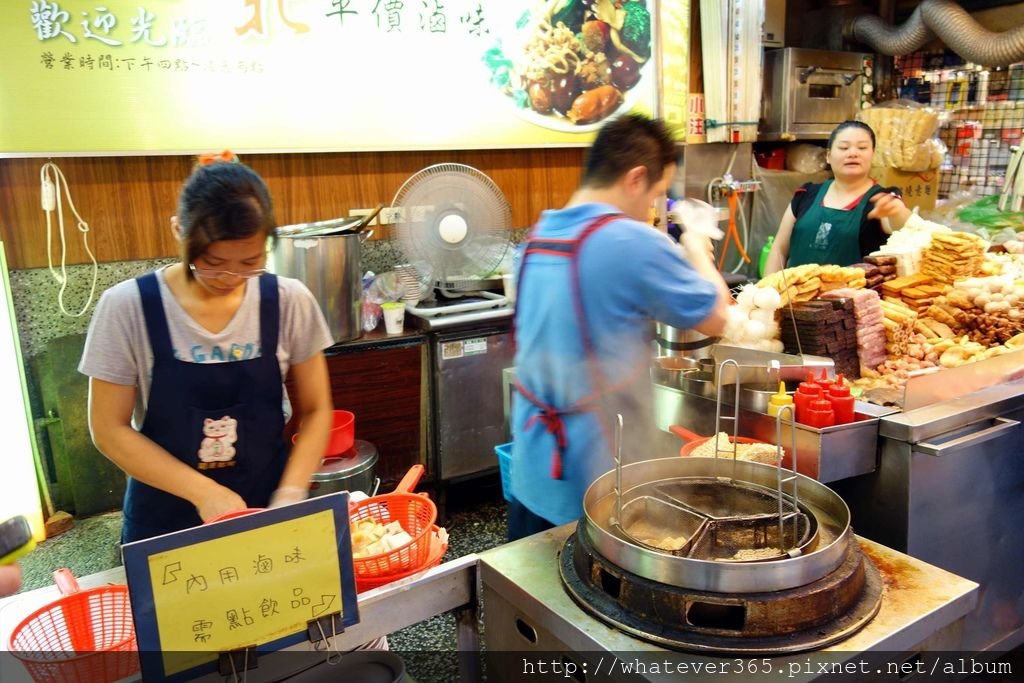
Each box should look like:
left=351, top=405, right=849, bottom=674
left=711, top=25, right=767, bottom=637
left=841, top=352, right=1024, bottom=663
left=349, top=465, right=437, bottom=578
left=9, top=569, right=139, bottom=683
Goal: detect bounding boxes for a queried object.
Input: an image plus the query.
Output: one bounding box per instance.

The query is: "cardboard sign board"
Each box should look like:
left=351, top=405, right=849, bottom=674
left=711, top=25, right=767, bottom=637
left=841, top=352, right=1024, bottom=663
left=872, top=167, right=940, bottom=212
left=122, top=493, right=357, bottom=682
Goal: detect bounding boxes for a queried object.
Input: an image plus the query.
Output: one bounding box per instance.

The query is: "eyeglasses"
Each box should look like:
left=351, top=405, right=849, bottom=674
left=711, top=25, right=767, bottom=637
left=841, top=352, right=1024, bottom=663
left=189, top=264, right=267, bottom=281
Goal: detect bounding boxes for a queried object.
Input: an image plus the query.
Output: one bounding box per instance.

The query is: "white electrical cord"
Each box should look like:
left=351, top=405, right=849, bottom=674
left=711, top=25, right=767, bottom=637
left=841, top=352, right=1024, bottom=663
left=40, top=161, right=98, bottom=317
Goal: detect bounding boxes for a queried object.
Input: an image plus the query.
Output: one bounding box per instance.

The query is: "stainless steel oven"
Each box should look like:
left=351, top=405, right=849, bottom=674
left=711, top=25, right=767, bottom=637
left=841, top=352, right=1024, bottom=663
left=761, top=48, right=872, bottom=141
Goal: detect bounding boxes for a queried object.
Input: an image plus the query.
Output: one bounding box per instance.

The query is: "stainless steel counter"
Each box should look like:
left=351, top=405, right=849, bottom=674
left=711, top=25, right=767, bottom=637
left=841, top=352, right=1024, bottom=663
left=833, top=379, right=1024, bottom=653
left=479, top=523, right=979, bottom=682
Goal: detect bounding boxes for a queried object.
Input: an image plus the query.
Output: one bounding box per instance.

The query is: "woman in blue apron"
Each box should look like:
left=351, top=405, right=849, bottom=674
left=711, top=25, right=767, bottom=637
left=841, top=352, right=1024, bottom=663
left=80, top=157, right=335, bottom=543
left=764, top=121, right=913, bottom=274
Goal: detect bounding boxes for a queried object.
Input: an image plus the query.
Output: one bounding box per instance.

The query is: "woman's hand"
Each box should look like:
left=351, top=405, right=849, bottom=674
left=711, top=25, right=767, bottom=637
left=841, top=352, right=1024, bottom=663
left=0, top=564, right=22, bottom=597
left=192, top=484, right=249, bottom=522
left=868, top=192, right=912, bottom=230
left=269, top=486, right=308, bottom=508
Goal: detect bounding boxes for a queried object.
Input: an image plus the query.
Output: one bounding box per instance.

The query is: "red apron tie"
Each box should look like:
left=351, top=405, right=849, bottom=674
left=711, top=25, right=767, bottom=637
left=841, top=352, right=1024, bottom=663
left=524, top=407, right=569, bottom=479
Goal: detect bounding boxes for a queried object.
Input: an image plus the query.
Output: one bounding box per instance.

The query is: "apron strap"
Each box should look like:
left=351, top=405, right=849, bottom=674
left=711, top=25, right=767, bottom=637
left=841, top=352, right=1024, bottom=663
left=514, top=213, right=623, bottom=479
left=257, top=273, right=280, bottom=364
left=136, top=272, right=175, bottom=362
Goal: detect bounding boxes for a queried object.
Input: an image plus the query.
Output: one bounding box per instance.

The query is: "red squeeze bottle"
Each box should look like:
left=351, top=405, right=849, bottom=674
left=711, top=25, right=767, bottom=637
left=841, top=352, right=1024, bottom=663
left=793, top=373, right=822, bottom=424
left=804, top=397, right=836, bottom=428
left=817, top=368, right=834, bottom=392
left=828, top=374, right=856, bottom=425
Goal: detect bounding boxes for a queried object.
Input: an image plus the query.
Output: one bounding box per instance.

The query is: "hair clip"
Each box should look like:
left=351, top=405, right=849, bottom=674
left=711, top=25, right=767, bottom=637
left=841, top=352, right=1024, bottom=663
left=197, top=150, right=239, bottom=166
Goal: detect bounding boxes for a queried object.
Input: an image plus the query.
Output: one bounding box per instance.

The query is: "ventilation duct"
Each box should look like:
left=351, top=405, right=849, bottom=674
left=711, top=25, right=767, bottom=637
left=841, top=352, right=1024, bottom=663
left=849, top=0, right=1024, bottom=67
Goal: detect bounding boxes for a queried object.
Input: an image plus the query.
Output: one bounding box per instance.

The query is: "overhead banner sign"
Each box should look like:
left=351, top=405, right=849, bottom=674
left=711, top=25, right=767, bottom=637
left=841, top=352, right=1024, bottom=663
left=1, top=1, right=676, bottom=156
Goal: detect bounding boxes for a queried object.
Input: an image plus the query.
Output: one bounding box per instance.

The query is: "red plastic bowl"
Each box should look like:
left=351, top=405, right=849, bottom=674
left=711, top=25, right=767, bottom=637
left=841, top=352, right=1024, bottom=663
left=292, top=410, right=356, bottom=457
left=207, top=508, right=264, bottom=523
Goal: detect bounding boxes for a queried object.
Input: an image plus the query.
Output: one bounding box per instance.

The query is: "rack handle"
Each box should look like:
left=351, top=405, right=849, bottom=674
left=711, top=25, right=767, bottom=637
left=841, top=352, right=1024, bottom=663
left=915, top=418, right=1019, bottom=457
left=668, top=425, right=703, bottom=443
left=393, top=464, right=425, bottom=493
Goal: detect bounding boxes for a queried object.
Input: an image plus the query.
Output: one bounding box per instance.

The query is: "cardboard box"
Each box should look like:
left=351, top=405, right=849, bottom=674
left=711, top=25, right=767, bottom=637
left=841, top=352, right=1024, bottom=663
left=871, top=166, right=940, bottom=212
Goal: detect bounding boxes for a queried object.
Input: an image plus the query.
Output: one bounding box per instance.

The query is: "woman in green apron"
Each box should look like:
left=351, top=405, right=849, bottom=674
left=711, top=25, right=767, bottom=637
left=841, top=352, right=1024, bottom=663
left=764, top=121, right=913, bottom=274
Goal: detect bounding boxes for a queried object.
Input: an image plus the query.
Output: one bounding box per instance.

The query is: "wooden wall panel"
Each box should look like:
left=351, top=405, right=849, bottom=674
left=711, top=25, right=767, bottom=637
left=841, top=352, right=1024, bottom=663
left=0, top=148, right=584, bottom=270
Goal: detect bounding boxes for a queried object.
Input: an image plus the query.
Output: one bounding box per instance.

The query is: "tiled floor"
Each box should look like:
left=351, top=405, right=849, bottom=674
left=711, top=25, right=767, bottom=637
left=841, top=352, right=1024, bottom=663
left=18, top=474, right=510, bottom=682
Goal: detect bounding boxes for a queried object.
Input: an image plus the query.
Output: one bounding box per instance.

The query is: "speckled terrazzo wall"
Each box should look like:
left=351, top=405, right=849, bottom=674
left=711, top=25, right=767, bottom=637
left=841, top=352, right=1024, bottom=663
left=9, top=258, right=179, bottom=360
left=10, top=234, right=526, bottom=361
left=10, top=241, right=409, bottom=361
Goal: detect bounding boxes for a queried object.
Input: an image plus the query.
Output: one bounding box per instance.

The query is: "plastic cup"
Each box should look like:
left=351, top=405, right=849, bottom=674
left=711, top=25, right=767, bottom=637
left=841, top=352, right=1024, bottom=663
left=381, top=302, right=405, bottom=335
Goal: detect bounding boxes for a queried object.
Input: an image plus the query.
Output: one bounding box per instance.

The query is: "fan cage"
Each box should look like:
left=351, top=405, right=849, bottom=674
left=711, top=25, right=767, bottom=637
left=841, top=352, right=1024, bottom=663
left=391, top=163, right=513, bottom=294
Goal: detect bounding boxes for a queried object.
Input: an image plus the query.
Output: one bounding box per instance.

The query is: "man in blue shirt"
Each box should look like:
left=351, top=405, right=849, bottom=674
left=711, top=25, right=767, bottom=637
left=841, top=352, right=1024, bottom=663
left=508, top=114, right=729, bottom=540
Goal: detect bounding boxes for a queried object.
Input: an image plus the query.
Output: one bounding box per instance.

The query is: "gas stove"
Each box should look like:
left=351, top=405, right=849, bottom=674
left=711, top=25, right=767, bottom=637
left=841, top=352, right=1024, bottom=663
left=478, top=523, right=979, bottom=682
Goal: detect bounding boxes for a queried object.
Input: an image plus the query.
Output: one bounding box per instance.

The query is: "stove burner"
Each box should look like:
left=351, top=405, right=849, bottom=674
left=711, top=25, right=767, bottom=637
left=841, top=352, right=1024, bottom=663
left=559, top=530, right=882, bottom=655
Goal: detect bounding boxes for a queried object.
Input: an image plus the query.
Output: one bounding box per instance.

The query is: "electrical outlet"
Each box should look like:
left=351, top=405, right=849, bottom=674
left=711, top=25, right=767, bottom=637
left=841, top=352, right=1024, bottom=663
left=348, top=208, right=378, bottom=226
left=379, top=207, right=406, bottom=225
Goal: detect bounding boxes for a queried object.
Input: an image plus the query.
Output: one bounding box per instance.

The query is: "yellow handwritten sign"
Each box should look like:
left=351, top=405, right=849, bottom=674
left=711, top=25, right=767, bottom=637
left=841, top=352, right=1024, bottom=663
left=145, top=510, right=340, bottom=676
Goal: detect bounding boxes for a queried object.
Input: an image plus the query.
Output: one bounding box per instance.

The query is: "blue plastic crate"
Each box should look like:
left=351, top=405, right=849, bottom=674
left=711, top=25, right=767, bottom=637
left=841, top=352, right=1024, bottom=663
left=494, top=442, right=513, bottom=503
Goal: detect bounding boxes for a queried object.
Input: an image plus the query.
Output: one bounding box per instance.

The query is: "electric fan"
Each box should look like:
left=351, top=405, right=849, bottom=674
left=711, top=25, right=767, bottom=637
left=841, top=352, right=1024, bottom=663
left=391, top=163, right=513, bottom=315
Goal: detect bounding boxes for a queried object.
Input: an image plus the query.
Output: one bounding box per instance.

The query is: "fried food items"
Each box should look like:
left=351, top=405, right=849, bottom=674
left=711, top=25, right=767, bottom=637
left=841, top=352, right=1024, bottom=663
left=688, top=433, right=779, bottom=464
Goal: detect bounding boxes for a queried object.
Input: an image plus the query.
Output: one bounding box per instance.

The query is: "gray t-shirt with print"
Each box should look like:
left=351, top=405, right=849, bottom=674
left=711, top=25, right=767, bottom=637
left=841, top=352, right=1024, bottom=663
left=79, top=268, right=334, bottom=429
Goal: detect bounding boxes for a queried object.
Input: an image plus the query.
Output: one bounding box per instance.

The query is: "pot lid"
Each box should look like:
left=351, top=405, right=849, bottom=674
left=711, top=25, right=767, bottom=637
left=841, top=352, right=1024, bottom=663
left=311, top=439, right=378, bottom=481
left=276, top=215, right=365, bottom=238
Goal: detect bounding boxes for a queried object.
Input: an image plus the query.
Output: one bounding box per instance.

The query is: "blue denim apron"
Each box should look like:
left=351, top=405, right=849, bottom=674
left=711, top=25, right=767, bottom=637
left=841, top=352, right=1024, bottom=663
left=121, top=272, right=286, bottom=543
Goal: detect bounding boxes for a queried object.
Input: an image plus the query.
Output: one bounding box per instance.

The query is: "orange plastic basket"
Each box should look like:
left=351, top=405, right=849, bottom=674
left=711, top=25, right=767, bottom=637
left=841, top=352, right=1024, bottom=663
left=350, top=465, right=437, bottom=578
left=355, top=526, right=448, bottom=592
left=9, top=569, right=139, bottom=683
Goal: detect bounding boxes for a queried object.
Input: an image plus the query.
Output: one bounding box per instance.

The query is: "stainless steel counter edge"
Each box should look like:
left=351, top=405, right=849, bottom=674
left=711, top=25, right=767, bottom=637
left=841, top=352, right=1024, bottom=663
left=879, top=378, right=1024, bottom=443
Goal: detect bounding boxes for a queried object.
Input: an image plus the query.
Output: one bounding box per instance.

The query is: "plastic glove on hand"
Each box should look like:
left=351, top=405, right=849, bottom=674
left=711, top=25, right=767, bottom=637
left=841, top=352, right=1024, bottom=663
left=269, top=486, right=309, bottom=509
left=674, top=199, right=725, bottom=240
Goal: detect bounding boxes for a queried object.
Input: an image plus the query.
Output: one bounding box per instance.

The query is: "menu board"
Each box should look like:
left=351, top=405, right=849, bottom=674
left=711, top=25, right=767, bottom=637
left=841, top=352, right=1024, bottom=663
left=122, top=493, right=357, bottom=681
left=0, top=1, right=686, bottom=156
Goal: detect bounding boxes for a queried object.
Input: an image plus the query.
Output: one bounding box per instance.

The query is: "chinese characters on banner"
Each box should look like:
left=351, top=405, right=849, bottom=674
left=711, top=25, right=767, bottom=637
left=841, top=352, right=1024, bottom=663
left=9, top=1, right=669, bottom=153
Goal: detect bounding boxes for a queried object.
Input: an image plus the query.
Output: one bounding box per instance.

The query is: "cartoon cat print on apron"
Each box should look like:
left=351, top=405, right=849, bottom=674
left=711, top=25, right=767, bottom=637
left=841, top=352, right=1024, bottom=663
left=197, top=416, right=238, bottom=469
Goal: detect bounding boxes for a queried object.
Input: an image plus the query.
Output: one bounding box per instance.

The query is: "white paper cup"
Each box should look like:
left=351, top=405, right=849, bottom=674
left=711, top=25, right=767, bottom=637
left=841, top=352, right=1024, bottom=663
left=501, top=273, right=516, bottom=304
left=381, top=302, right=405, bottom=335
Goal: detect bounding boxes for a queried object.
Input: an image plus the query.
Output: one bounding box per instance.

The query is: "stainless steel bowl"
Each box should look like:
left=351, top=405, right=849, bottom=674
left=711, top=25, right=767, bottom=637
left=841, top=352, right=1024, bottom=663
left=656, top=322, right=719, bottom=359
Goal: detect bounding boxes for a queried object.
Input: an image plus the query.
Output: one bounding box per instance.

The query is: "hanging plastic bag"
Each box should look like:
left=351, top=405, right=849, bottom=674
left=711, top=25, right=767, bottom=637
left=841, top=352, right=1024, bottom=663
left=957, top=195, right=1024, bottom=234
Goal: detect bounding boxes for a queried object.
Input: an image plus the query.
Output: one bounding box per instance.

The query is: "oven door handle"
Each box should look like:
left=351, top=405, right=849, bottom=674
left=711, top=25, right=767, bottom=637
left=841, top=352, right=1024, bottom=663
left=798, top=67, right=862, bottom=86
left=914, top=417, right=1020, bottom=457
